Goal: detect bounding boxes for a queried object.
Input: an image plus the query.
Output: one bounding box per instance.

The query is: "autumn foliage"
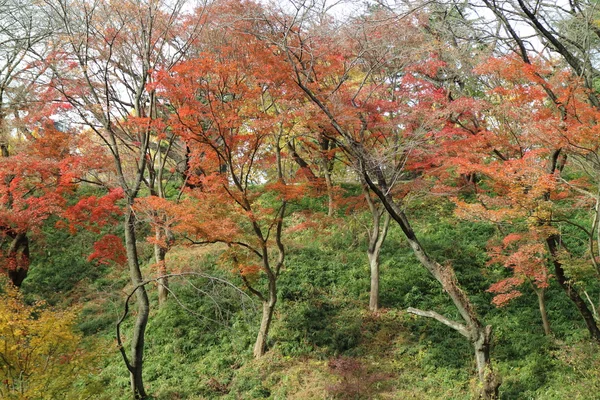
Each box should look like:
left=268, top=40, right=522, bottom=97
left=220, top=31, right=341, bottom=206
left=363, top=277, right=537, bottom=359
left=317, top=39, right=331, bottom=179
left=0, top=285, right=100, bottom=399
left=10, top=0, right=600, bottom=398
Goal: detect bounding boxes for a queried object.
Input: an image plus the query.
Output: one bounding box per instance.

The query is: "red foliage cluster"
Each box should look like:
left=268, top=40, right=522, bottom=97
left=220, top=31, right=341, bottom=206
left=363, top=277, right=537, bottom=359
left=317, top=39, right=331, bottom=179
left=87, top=234, right=127, bottom=266
left=62, top=188, right=124, bottom=234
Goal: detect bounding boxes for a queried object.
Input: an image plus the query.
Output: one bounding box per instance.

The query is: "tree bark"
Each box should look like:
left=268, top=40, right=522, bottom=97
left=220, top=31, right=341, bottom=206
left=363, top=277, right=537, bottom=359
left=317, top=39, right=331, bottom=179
left=547, top=234, right=600, bottom=341
left=154, top=226, right=168, bottom=307
left=473, top=325, right=501, bottom=400
left=253, top=296, right=276, bottom=358
left=535, top=287, right=552, bottom=336
left=124, top=207, right=149, bottom=399
left=323, top=163, right=334, bottom=216
left=157, top=271, right=168, bottom=307
left=368, top=252, right=380, bottom=311
left=7, top=232, right=29, bottom=287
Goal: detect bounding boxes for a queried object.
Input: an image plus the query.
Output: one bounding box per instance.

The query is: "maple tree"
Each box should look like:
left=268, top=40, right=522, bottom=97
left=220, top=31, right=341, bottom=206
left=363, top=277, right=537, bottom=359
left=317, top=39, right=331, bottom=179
left=0, top=2, right=69, bottom=286
left=258, top=4, right=503, bottom=398
left=425, top=53, right=600, bottom=342
left=156, top=15, right=302, bottom=357
left=472, top=0, right=600, bottom=343
left=43, top=0, right=206, bottom=397
left=487, top=233, right=552, bottom=335
left=62, top=187, right=128, bottom=267
left=0, top=116, right=84, bottom=286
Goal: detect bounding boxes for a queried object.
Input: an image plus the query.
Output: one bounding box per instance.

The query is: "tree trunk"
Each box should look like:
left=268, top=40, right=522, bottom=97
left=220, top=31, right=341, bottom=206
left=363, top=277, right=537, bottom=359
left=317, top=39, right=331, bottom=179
left=474, top=325, right=500, bottom=400
left=157, top=270, right=168, bottom=307
left=124, top=208, right=149, bottom=399
left=367, top=212, right=390, bottom=312
left=7, top=233, right=29, bottom=287
left=322, top=160, right=334, bottom=216
left=535, top=287, right=552, bottom=336
left=286, top=141, right=317, bottom=182
left=363, top=184, right=390, bottom=312
left=154, top=226, right=168, bottom=307
left=368, top=252, right=380, bottom=311
left=547, top=234, right=600, bottom=341
left=319, top=135, right=335, bottom=217
left=253, top=297, right=276, bottom=358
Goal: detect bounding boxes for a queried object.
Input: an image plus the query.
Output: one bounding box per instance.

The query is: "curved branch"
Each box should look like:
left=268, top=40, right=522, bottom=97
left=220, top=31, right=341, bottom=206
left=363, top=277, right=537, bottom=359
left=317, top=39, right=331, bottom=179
left=407, top=307, right=470, bottom=339
left=116, top=272, right=251, bottom=370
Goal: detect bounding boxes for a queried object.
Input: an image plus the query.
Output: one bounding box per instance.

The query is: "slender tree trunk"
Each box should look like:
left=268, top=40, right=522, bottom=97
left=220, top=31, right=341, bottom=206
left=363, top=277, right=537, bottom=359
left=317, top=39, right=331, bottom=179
left=0, top=113, right=8, bottom=159
left=247, top=238, right=279, bottom=359
left=154, top=226, right=168, bottom=307
left=547, top=235, right=600, bottom=341
left=535, top=287, right=552, bottom=336
left=367, top=212, right=390, bottom=312
left=363, top=184, right=390, bottom=312
left=124, top=207, right=149, bottom=400
left=251, top=142, right=286, bottom=359
left=322, top=160, right=334, bottom=216
left=251, top=218, right=283, bottom=360
left=156, top=254, right=168, bottom=307
left=286, top=141, right=317, bottom=182
left=253, top=295, right=276, bottom=358
left=318, top=135, right=335, bottom=217
left=157, top=270, right=168, bottom=307
left=368, top=252, right=380, bottom=311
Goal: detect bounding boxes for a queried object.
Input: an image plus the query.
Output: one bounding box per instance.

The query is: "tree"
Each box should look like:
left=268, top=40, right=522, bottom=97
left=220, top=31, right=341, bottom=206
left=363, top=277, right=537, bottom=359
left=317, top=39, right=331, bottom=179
left=0, top=117, right=84, bottom=286
left=157, top=20, right=296, bottom=357
left=0, top=0, right=60, bottom=286
left=486, top=233, right=552, bottom=335
left=464, top=0, right=600, bottom=340
left=431, top=53, right=600, bottom=341
left=259, top=3, right=501, bottom=397
left=43, top=0, right=205, bottom=396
